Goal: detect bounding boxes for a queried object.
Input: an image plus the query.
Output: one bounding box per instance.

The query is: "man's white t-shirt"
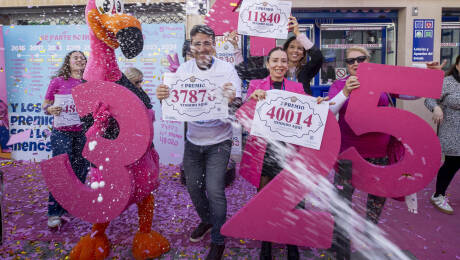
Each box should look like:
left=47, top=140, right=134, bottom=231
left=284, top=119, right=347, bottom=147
left=175, top=57, right=242, bottom=146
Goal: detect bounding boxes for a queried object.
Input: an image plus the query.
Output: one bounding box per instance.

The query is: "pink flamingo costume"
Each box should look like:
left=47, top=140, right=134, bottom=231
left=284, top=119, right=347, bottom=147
left=67, top=0, right=170, bottom=259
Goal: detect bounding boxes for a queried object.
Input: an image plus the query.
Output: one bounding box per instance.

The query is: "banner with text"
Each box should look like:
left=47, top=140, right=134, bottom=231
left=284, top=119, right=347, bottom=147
left=3, top=24, right=185, bottom=163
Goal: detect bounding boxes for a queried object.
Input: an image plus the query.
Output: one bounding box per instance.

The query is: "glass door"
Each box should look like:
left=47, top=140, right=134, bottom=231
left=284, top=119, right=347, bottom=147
left=441, top=22, right=460, bottom=69
left=318, top=23, right=396, bottom=86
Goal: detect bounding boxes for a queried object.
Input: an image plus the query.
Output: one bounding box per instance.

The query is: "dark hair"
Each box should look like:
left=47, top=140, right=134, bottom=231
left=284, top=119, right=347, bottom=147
left=182, top=40, right=191, bottom=59
left=267, top=47, right=286, bottom=61
left=53, top=50, right=86, bottom=80
left=190, top=25, right=215, bottom=43
left=446, top=54, right=460, bottom=78
left=283, top=36, right=307, bottom=77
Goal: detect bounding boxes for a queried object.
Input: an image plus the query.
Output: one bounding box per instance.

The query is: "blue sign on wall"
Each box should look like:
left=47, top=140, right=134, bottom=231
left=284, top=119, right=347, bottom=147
left=412, top=19, right=434, bottom=62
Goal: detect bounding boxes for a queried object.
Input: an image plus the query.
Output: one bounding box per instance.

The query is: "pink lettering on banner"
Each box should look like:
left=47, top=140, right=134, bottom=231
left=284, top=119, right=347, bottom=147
left=221, top=98, right=340, bottom=248
left=205, top=0, right=276, bottom=56
left=340, top=63, right=444, bottom=197
left=40, top=81, right=153, bottom=223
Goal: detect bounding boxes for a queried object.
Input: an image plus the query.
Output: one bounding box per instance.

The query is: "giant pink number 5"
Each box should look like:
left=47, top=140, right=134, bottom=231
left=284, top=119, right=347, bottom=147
left=340, top=63, right=444, bottom=197
left=205, top=0, right=276, bottom=56
left=221, top=99, right=341, bottom=248
left=40, top=81, right=153, bottom=223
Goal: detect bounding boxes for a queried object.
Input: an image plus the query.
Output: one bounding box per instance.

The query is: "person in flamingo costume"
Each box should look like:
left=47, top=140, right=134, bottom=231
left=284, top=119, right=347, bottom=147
left=68, top=0, right=170, bottom=259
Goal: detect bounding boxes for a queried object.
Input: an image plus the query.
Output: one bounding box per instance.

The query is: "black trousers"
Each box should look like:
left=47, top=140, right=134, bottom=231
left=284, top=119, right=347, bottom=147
left=435, top=155, right=460, bottom=196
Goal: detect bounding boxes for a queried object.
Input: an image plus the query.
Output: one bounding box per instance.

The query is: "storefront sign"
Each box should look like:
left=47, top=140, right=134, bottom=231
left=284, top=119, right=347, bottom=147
left=412, top=19, right=434, bottom=62
left=321, top=43, right=382, bottom=49
left=251, top=90, right=329, bottom=150
left=238, top=0, right=291, bottom=39
left=321, top=26, right=383, bottom=31
left=162, top=73, right=228, bottom=121
left=441, top=42, right=460, bottom=47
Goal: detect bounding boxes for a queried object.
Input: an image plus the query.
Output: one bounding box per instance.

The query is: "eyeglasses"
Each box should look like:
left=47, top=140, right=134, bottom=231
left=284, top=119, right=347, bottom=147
left=135, top=80, right=143, bottom=85
left=191, top=41, right=213, bottom=48
left=344, top=56, right=367, bottom=65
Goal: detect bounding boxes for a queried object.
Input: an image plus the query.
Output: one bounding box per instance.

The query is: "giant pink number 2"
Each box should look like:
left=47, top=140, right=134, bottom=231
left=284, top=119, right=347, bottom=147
left=221, top=99, right=341, bottom=248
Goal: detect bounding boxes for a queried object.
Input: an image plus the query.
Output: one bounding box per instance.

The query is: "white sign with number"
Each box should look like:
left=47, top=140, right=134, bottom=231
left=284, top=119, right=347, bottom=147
left=251, top=90, right=329, bottom=150
left=162, top=73, right=228, bottom=121
left=238, top=0, right=292, bottom=39
left=215, top=35, right=241, bottom=65
left=53, top=94, right=81, bottom=127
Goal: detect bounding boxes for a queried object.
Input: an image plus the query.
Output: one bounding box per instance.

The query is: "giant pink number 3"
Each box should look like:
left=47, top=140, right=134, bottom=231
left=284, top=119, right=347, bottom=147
left=40, top=81, right=153, bottom=223
left=340, top=63, right=444, bottom=197
left=205, top=0, right=276, bottom=56
left=221, top=99, right=341, bottom=248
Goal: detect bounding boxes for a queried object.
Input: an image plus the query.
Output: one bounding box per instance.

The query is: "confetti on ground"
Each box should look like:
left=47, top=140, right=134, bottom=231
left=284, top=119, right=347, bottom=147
left=0, top=160, right=458, bottom=259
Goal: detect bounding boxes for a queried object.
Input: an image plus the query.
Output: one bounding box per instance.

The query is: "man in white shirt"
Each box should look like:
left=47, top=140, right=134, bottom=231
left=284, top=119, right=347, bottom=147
left=156, top=24, right=241, bottom=260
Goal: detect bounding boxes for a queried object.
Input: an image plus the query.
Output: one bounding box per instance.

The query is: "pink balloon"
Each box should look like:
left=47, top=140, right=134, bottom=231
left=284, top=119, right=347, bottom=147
left=204, top=0, right=276, bottom=56
left=222, top=98, right=341, bottom=248
left=40, top=81, right=154, bottom=223
left=339, top=63, right=444, bottom=197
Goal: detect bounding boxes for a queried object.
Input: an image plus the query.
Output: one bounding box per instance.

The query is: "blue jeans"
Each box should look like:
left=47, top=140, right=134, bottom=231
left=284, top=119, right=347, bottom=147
left=48, top=129, right=89, bottom=217
left=0, top=126, right=10, bottom=150
left=183, top=139, right=232, bottom=245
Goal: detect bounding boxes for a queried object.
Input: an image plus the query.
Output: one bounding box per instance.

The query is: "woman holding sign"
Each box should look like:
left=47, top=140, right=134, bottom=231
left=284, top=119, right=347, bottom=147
left=326, top=47, right=391, bottom=259
left=425, top=54, right=460, bottom=215
left=237, top=17, right=323, bottom=95
left=42, top=50, right=90, bottom=228
left=247, top=47, right=354, bottom=260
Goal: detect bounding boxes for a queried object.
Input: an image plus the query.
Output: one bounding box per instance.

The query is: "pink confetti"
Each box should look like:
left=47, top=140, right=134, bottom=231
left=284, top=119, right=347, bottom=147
left=6, top=129, right=31, bottom=146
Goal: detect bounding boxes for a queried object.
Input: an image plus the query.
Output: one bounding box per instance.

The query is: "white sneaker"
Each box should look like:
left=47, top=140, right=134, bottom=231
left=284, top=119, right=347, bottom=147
left=430, top=193, right=454, bottom=214
left=47, top=216, right=62, bottom=228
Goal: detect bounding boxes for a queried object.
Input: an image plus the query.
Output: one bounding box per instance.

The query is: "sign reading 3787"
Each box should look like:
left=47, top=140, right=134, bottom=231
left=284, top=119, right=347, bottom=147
left=162, top=73, right=228, bottom=121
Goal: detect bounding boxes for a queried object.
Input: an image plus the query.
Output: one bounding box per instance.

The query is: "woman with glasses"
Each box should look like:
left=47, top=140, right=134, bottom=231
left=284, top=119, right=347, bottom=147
left=326, top=46, right=391, bottom=259
left=326, top=46, right=446, bottom=258
left=425, top=54, right=460, bottom=215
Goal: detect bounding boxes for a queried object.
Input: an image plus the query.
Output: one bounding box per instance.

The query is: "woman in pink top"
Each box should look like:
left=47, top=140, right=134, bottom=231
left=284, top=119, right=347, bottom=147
left=247, top=47, right=355, bottom=260
left=42, top=51, right=90, bottom=228
left=248, top=46, right=305, bottom=260
left=327, top=46, right=391, bottom=259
